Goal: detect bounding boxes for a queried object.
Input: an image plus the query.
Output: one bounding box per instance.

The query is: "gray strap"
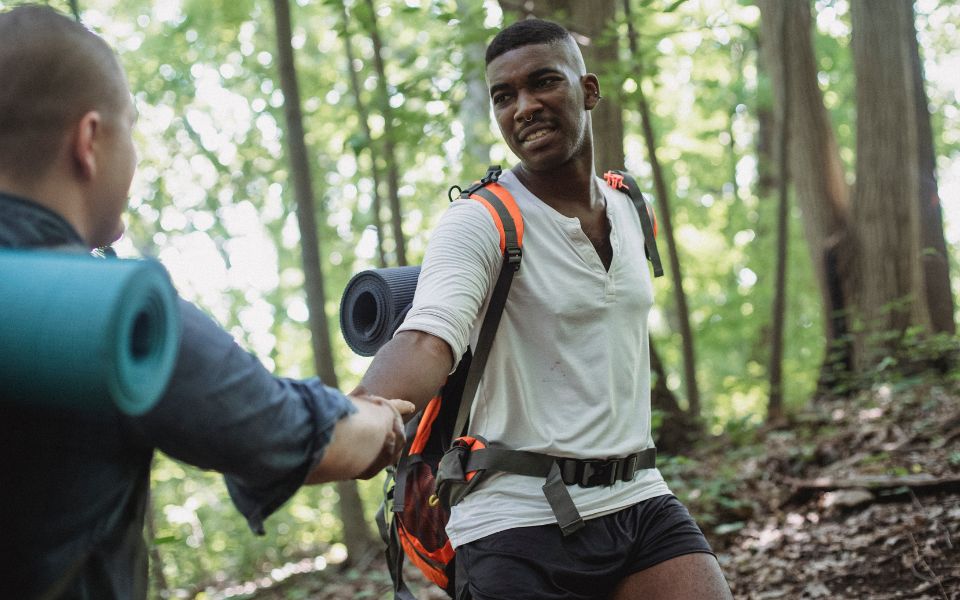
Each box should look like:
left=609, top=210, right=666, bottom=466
left=464, top=449, right=585, bottom=535
left=543, top=462, right=584, bottom=536
left=614, top=171, right=664, bottom=278
left=464, top=447, right=555, bottom=478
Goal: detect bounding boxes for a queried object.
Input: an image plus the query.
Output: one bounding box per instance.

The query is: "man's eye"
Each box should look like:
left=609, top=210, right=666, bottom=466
left=537, top=77, right=560, bottom=88
left=492, top=93, right=510, bottom=105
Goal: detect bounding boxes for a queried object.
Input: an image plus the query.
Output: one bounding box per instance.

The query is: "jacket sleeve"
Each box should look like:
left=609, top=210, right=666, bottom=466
left=126, top=298, right=355, bottom=534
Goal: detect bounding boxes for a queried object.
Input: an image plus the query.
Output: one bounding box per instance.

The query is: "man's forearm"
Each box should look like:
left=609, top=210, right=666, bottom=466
left=353, top=330, right=454, bottom=415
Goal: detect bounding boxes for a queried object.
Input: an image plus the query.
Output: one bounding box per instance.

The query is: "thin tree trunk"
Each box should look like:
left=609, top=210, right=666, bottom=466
left=767, top=5, right=790, bottom=422
left=457, top=0, right=494, bottom=177
left=907, top=3, right=954, bottom=335
left=624, top=0, right=701, bottom=419
left=757, top=0, right=853, bottom=391
left=146, top=495, right=169, bottom=597
left=567, top=0, right=624, bottom=173
left=363, top=0, right=406, bottom=266
left=271, top=0, right=375, bottom=561
left=649, top=339, right=692, bottom=453
left=850, top=0, right=930, bottom=370
left=336, top=2, right=387, bottom=268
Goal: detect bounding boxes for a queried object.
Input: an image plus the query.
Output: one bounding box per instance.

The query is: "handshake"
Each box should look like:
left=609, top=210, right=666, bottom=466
left=307, top=389, right=415, bottom=483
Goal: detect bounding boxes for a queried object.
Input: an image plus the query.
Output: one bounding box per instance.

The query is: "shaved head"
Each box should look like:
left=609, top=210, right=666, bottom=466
left=485, top=18, right=587, bottom=76
left=0, top=5, right=129, bottom=182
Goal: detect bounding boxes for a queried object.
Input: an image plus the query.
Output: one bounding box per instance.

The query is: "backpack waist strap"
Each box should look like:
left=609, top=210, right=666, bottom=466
left=463, top=446, right=656, bottom=487
left=440, top=444, right=657, bottom=536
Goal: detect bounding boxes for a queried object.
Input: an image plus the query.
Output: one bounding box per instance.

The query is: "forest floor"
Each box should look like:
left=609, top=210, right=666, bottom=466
left=217, top=375, right=960, bottom=600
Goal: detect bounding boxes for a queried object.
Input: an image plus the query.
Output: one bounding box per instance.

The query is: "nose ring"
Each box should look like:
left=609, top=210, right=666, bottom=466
left=524, top=115, right=533, bottom=122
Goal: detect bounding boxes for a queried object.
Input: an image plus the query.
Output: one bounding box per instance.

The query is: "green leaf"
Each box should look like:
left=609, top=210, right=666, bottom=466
left=663, top=0, right=688, bottom=13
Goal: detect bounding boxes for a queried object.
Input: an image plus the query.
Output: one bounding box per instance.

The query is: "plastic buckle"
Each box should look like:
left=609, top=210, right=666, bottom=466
left=482, top=165, right=502, bottom=184
left=620, top=453, right=639, bottom=482
left=506, top=247, right=522, bottom=270
left=578, top=459, right=618, bottom=487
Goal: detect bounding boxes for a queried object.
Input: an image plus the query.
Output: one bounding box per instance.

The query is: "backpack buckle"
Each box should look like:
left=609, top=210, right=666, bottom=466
left=560, top=457, right=619, bottom=487
left=506, top=246, right=522, bottom=269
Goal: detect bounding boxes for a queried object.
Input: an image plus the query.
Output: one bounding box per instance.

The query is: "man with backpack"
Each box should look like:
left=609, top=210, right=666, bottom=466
left=356, top=18, right=732, bottom=600
left=0, top=6, right=412, bottom=598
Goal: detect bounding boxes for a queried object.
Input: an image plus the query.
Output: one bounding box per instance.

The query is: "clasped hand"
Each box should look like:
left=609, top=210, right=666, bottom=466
left=306, top=390, right=415, bottom=483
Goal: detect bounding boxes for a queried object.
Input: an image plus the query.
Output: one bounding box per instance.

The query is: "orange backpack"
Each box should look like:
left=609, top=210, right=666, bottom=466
left=376, top=166, right=662, bottom=599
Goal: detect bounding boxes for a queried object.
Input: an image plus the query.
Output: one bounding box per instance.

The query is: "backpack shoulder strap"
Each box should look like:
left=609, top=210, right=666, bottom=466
left=452, top=165, right=523, bottom=439
left=603, top=170, right=664, bottom=278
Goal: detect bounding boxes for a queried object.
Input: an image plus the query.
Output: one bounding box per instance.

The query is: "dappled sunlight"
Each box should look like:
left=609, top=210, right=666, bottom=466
left=3, top=0, right=954, bottom=595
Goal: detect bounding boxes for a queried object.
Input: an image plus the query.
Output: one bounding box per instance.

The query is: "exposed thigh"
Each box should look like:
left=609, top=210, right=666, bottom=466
left=611, top=552, right=732, bottom=600
left=614, top=495, right=730, bottom=599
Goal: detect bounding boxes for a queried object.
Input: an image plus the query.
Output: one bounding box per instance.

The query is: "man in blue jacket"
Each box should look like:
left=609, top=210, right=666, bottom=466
left=0, top=6, right=412, bottom=598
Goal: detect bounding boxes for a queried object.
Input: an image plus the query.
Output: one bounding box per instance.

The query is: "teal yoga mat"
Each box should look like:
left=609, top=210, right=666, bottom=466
left=0, top=250, right=181, bottom=415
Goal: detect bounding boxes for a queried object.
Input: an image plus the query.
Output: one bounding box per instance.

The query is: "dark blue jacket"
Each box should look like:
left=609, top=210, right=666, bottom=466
left=0, top=192, right=355, bottom=599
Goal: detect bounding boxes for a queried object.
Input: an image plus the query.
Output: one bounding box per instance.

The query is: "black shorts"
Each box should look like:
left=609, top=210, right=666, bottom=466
left=454, top=494, right=714, bottom=600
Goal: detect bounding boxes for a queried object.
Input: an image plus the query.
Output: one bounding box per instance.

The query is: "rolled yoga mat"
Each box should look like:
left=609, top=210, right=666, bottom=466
left=340, top=266, right=421, bottom=357
left=0, top=250, right=181, bottom=416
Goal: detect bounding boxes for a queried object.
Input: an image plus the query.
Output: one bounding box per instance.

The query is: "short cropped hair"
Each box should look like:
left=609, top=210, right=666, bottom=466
left=485, top=18, right=572, bottom=65
left=0, top=5, right=128, bottom=181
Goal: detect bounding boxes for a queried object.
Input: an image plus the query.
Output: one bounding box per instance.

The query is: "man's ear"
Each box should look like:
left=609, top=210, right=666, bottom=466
left=71, top=110, right=102, bottom=181
left=582, top=74, right=601, bottom=110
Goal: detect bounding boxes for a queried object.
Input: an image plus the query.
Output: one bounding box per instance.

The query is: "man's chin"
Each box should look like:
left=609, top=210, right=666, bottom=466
left=108, top=220, right=126, bottom=244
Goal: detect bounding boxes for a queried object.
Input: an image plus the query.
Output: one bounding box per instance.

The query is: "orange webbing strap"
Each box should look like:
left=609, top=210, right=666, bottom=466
left=396, top=522, right=454, bottom=588
left=408, top=395, right=442, bottom=456
left=470, top=183, right=524, bottom=255
left=604, top=170, right=664, bottom=278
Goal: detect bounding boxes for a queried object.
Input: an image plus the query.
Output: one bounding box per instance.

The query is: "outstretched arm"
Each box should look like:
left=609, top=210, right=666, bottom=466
left=352, top=329, right=454, bottom=418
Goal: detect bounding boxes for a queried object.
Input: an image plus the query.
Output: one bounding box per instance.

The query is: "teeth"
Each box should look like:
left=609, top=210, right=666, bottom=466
left=524, top=129, right=551, bottom=143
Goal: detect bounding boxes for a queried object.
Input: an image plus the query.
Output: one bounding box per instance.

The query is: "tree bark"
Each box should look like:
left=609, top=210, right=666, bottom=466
left=271, top=0, right=376, bottom=561
left=906, top=3, right=955, bottom=335
left=363, top=0, right=407, bottom=266
left=623, top=0, right=701, bottom=419
left=767, top=4, right=790, bottom=422
left=757, top=0, right=853, bottom=389
left=457, top=0, right=494, bottom=177
left=850, top=0, right=930, bottom=369
left=336, top=2, right=387, bottom=268
left=568, top=0, right=625, bottom=173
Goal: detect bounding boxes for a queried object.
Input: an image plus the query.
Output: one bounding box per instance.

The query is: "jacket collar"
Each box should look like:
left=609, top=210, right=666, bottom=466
left=0, top=191, right=86, bottom=249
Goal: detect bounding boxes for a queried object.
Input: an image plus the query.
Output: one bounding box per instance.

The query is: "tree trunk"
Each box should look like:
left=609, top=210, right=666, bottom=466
left=567, top=0, right=624, bottom=173
left=850, top=0, right=930, bottom=369
left=623, top=0, right=701, bottom=419
left=649, top=339, right=693, bottom=454
left=271, top=0, right=376, bottom=561
left=907, top=3, right=954, bottom=335
left=757, top=0, right=853, bottom=390
left=457, top=0, right=494, bottom=177
left=363, top=0, right=407, bottom=266
left=336, top=2, right=387, bottom=268
left=767, top=4, right=790, bottom=422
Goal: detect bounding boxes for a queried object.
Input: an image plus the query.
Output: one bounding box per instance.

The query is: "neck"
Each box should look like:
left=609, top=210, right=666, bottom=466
left=512, top=156, right=601, bottom=211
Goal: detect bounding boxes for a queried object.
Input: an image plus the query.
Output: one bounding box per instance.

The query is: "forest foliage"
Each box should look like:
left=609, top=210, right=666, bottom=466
left=5, top=0, right=959, bottom=595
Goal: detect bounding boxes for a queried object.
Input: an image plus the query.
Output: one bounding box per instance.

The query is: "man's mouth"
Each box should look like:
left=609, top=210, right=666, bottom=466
left=520, top=126, right=554, bottom=145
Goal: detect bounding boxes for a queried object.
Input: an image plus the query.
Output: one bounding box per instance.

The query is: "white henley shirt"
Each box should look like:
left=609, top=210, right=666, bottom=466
left=397, top=169, right=671, bottom=548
